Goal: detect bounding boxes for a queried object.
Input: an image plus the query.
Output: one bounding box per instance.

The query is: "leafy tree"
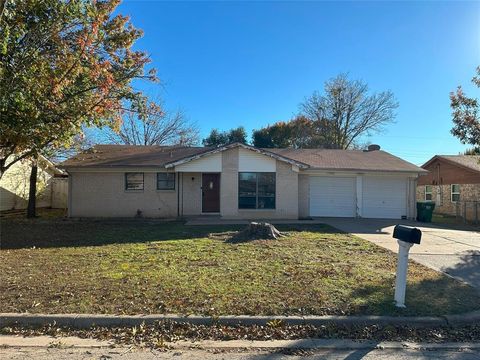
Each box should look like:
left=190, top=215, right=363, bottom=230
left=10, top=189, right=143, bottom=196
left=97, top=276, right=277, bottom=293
left=202, top=127, right=247, bottom=147
left=227, top=126, right=248, bottom=144
left=299, top=74, right=398, bottom=149
left=0, top=0, right=6, bottom=21
left=252, top=116, right=315, bottom=148
left=451, top=67, right=480, bottom=147
left=0, top=0, right=156, bottom=216
left=0, top=0, right=157, bottom=180
left=106, top=99, right=199, bottom=146
left=463, top=147, right=480, bottom=155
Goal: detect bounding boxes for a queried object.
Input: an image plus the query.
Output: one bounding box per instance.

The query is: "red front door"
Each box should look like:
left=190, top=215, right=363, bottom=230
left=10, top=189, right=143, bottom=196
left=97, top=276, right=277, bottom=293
left=202, top=173, right=220, bottom=213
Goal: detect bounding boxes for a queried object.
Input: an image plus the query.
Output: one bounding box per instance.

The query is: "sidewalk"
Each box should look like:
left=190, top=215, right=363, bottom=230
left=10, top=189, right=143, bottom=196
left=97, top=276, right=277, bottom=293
left=1, top=335, right=480, bottom=360
left=1, top=334, right=479, bottom=351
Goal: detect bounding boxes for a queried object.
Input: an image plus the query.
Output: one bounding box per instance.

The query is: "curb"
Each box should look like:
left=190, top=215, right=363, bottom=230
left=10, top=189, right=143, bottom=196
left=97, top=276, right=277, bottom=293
left=1, top=312, right=480, bottom=329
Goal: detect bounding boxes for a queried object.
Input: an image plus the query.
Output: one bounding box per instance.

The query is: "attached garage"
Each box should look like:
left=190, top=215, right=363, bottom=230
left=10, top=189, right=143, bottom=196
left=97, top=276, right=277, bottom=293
left=308, top=174, right=411, bottom=219
left=362, top=176, right=407, bottom=219
left=309, top=176, right=356, bottom=217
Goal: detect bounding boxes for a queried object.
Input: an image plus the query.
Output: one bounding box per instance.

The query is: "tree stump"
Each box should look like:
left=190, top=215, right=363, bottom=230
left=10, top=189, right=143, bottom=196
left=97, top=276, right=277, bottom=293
left=246, top=222, right=284, bottom=239
left=226, top=222, right=286, bottom=243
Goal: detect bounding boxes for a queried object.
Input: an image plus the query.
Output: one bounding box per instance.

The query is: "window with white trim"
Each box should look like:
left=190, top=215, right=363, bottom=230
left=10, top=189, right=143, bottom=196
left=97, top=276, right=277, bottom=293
left=157, top=173, right=175, bottom=190
left=125, top=173, right=144, bottom=191
left=451, top=184, right=460, bottom=202
left=425, top=185, right=433, bottom=201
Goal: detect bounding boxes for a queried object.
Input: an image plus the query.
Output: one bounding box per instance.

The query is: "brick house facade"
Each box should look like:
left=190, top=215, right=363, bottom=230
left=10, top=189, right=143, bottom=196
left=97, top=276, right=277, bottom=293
left=417, top=155, right=480, bottom=221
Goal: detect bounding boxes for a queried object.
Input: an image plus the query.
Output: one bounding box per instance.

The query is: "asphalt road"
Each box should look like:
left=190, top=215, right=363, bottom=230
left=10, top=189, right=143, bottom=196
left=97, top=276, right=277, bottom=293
left=2, top=347, right=480, bottom=360
left=321, top=218, right=480, bottom=290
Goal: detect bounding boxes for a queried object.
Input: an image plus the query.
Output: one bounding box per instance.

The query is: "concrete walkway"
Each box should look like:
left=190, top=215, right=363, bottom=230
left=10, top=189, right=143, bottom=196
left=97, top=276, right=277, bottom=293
left=321, top=218, right=480, bottom=290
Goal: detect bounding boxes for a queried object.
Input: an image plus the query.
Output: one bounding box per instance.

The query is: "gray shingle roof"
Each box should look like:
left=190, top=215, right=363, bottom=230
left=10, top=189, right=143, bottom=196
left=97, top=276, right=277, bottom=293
left=266, top=148, right=425, bottom=173
left=60, top=145, right=212, bottom=168
left=61, top=144, right=425, bottom=173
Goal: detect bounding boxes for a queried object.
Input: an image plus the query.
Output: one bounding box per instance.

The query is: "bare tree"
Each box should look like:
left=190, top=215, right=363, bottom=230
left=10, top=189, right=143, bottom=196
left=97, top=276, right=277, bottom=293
left=107, top=100, right=199, bottom=146
left=300, top=74, right=399, bottom=149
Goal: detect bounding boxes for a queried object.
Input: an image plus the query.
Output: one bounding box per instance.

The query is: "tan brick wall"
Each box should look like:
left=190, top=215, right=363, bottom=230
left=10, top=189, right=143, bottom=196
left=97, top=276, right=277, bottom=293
left=273, top=160, right=299, bottom=219
left=219, top=147, right=299, bottom=219
left=69, top=149, right=301, bottom=219
left=416, top=183, right=480, bottom=220
left=70, top=172, right=179, bottom=218
left=298, top=174, right=310, bottom=218
left=180, top=172, right=202, bottom=216
left=220, top=147, right=239, bottom=217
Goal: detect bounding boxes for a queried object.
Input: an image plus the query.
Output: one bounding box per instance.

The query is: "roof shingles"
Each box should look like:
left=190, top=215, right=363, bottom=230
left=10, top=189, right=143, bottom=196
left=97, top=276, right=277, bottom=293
left=266, top=148, right=425, bottom=172
left=61, top=144, right=425, bottom=173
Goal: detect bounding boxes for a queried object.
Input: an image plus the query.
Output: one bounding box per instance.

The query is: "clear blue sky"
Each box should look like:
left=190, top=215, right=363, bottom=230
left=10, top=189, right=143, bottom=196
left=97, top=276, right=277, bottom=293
left=118, top=0, right=479, bottom=165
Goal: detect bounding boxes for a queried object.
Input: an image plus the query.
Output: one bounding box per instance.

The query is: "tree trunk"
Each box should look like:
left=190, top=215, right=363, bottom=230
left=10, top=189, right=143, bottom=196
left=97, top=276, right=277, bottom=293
left=0, top=0, right=7, bottom=21
left=244, top=222, right=285, bottom=240
left=26, top=158, right=38, bottom=218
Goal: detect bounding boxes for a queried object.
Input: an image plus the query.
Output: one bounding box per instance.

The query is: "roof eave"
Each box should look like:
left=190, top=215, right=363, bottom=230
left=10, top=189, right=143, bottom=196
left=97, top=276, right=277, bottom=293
left=164, top=142, right=310, bottom=169
left=304, top=167, right=428, bottom=174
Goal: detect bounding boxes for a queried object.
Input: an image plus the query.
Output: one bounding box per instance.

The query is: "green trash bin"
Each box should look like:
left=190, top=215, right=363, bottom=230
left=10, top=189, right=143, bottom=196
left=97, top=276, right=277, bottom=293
left=417, top=202, right=435, bottom=222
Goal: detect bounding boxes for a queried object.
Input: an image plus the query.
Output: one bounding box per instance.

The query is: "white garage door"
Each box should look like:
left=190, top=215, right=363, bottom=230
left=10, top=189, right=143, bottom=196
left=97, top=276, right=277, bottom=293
left=362, top=177, right=407, bottom=219
left=309, top=177, right=356, bottom=217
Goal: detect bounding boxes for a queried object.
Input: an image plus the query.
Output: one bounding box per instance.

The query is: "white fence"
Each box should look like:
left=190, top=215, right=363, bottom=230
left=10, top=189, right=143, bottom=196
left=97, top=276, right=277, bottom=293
left=0, top=176, right=68, bottom=211
left=51, top=177, right=68, bottom=209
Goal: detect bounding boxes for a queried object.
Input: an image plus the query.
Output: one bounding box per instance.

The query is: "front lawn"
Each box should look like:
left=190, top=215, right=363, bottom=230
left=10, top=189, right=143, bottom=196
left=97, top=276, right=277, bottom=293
left=0, top=218, right=478, bottom=316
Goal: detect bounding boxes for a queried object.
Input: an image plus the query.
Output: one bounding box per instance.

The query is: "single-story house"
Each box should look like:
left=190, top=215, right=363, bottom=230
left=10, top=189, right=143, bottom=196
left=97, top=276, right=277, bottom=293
left=61, top=143, right=426, bottom=220
left=0, top=155, right=68, bottom=212
left=417, top=155, right=480, bottom=221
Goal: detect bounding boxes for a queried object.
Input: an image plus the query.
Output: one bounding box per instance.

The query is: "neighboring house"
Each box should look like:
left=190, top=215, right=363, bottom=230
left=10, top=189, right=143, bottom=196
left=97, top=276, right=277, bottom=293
left=417, top=155, right=480, bottom=221
left=0, top=155, right=68, bottom=212
left=60, top=143, right=426, bottom=220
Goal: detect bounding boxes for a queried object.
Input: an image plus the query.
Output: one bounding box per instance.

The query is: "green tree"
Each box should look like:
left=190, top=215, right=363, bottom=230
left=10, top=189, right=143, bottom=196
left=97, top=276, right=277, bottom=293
left=463, top=147, right=480, bottom=155
left=0, top=0, right=156, bottom=216
left=252, top=116, right=315, bottom=148
left=202, top=126, right=247, bottom=147
left=0, top=0, right=156, bottom=178
left=451, top=67, right=480, bottom=147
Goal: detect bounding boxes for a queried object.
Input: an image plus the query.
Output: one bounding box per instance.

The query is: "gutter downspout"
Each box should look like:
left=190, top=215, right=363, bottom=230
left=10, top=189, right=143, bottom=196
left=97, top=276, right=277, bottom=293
left=67, top=171, right=73, bottom=217
left=181, top=173, right=184, bottom=217
left=176, top=172, right=180, bottom=218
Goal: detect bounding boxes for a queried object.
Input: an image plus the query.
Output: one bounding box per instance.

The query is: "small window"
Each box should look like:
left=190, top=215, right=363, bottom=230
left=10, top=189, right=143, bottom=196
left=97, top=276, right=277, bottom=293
left=425, top=185, right=433, bottom=201
left=157, top=173, right=175, bottom=190
left=451, top=184, right=460, bottom=202
left=125, top=173, right=144, bottom=191
left=238, top=172, right=275, bottom=209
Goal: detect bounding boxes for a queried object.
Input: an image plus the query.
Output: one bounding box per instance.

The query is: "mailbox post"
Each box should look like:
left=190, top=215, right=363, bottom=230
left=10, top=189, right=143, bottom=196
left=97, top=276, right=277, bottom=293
left=392, top=225, right=422, bottom=308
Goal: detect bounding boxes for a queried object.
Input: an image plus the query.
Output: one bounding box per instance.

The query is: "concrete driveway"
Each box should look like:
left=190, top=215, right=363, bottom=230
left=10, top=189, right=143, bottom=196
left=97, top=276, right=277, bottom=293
left=321, top=218, right=480, bottom=290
